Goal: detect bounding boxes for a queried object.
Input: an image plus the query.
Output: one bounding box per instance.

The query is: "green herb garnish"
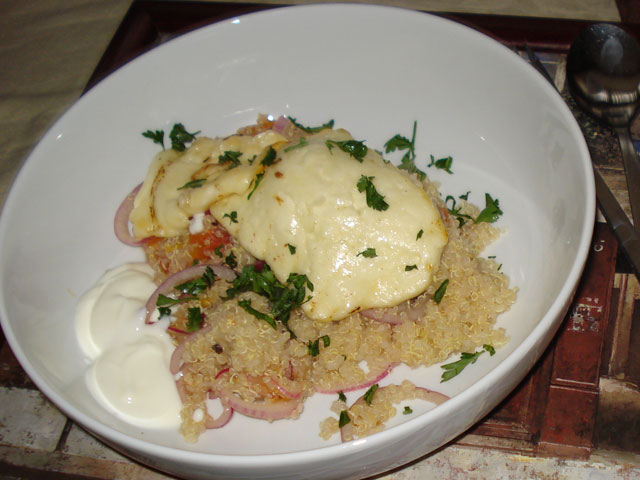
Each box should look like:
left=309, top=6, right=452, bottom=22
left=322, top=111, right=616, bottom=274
left=288, top=117, right=335, bottom=133
left=405, top=264, right=418, bottom=271
left=177, top=178, right=206, bottom=190
left=363, top=384, right=379, bottom=405
left=403, top=406, right=413, bottom=415
left=169, top=123, right=199, bottom=152
left=156, top=293, right=197, bottom=307
left=224, top=251, right=238, bottom=269
left=416, top=229, right=424, bottom=240
left=260, top=146, right=277, bottom=166
left=284, top=137, right=308, bottom=152
left=186, top=307, right=203, bottom=332
left=238, top=299, right=277, bottom=329
left=445, top=195, right=473, bottom=227
left=142, top=129, right=165, bottom=149
left=427, top=154, right=453, bottom=174
left=357, top=175, right=389, bottom=211
left=175, top=266, right=216, bottom=296
left=326, top=139, right=368, bottom=162
left=440, top=344, right=495, bottom=382
left=223, top=211, right=238, bottom=224
left=357, top=248, right=377, bottom=258
left=214, top=245, right=224, bottom=257
left=338, top=392, right=347, bottom=402
left=247, top=172, right=264, bottom=199
left=433, top=279, right=449, bottom=304
left=384, top=121, right=426, bottom=181
left=475, top=193, right=503, bottom=224
left=288, top=244, right=296, bottom=255
left=218, top=150, right=243, bottom=169
left=339, top=410, right=351, bottom=428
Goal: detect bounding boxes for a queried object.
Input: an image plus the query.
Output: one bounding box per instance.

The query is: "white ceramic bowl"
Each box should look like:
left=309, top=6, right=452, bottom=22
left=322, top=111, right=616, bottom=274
left=0, top=4, right=594, bottom=479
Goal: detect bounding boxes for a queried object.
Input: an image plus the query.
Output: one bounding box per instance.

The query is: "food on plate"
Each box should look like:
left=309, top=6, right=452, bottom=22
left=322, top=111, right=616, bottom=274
left=76, top=115, right=516, bottom=443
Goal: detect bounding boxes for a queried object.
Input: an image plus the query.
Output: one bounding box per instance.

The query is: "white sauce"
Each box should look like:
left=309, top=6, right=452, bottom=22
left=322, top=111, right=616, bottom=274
left=75, top=263, right=181, bottom=428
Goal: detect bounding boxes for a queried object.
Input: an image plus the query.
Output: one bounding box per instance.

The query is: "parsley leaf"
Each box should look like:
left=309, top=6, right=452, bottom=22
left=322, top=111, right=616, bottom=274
left=363, top=384, right=379, bottom=405
left=338, top=391, right=347, bottom=402
left=326, top=139, right=368, bottom=162
left=307, top=338, right=320, bottom=356
left=224, top=264, right=313, bottom=330
left=214, top=245, right=224, bottom=257
left=223, top=211, right=238, bottom=224
left=284, top=137, right=308, bottom=152
left=440, top=344, right=495, bottom=382
left=357, top=175, right=389, bottom=211
left=384, top=122, right=426, bottom=181
left=142, top=129, right=165, bottom=149
left=288, top=117, right=335, bottom=133
left=403, top=406, right=413, bottom=415
left=218, top=150, right=243, bottom=169
left=224, top=251, right=238, bottom=269
left=185, top=307, right=203, bottom=332
left=247, top=173, right=264, bottom=199
left=177, top=178, right=206, bottom=190
left=416, top=229, right=424, bottom=240
left=156, top=293, right=197, bottom=307
left=260, top=146, right=277, bottom=166
left=238, top=299, right=277, bottom=329
left=445, top=195, right=473, bottom=227
left=357, top=248, right=377, bottom=258
left=169, top=123, right=199, bottom=152
left=427, top=154, right=453, bottom=174
left=339, top=410, right=351, bottom=428
left=174, top=266, right=216, bottom=296
left=405, top=264, right=418, bottom=271
left=157, top=306, right=171, bottom=319
left=288, top=244, right=296, bottom=254
left=433, top=279, right=449, bottom=304
left=475, top=193, right=503, bottom=224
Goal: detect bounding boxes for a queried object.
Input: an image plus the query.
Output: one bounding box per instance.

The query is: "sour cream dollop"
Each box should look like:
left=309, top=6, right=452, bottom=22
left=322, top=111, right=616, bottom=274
left=75, top=263, right=181, bottom=428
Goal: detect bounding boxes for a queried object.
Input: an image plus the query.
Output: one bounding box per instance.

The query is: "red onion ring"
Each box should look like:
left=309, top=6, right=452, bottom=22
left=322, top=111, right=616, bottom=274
left=204, top=399, right=234, bottom=429
left=339, top=383, right=449, bottom=442
left=114, top=183, right=147, bottom=246
left=315, top=362, right=397, bottom=394
left=268, top=375, right=302, bottom=400
left=271, top=115, right=292, bottom=134
left=215, top=384, right=302, bottom=420
left=145, top=264, right=236, bottom=323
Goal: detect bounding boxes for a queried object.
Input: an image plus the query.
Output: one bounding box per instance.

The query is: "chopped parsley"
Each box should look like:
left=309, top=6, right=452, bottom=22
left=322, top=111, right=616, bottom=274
left=416, top=229, right=424, bottom=240
left=427, top=154, right=453, bottom=174
left=223, top=211, right=238, bottom=224
left=403, top=406, right=413, bottom=415
left=142, top=129, right=165, bottom=149
left=433, top=279, right=449, bottom=304
left=363, top=384, right=379, bottom=405
left=175, top=266, right=216, bottom=296
left=445, top=195, right=473, bottom=227
left=357, top=175, right=389, bottom=211
left=247, top=173, right=264, bottom=199
left=214, top=245, right=224, bottom=257
left=339, top=410, right=351, bottom=428
left=475, top=193, right=503, bottom=224
left=186, top=307, right=203, bottom=332
left=384, top=121, right=426, bottom=181
left=440, top=344, right=495, bottom=382
left=238, top=299, right=277, bottom=329
left=260, top=146, right=277, bottom=166
left=169, top=123, right=199, bottom=152
left=156, top=293, right=197, bottom=307
left=357, top=248, right=377, bottom=258
left=224, top=251, right=238, bottom=269
left=177, top=178, right=206, bottom=190
left=405, top=264, right=418, bottom=271
left=326, top=139, right=368, bottom=162
left=338, top=391, right=347, bottom=402
left=284, top=137, right=308, bottom=152
left=308, top=335, right=329, bottom=357
left=224, top=264, right=313, bottom=331
left=218, top=150, right=243, bottom=169
left=288, top=117, right=335, bottom=133
left=288, top=244, right=296, bottom=254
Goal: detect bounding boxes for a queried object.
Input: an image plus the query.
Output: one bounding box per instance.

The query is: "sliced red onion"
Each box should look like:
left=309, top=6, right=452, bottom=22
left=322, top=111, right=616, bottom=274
left=145, top=264, right=236, bottom=323
left=169, top=325, right=212, bottom=375
left=204, top=399, right=234, bottom=429
left=271, top=115, right=292, bottom=135
left=315, top=362, right=396, bottom=394
left=215, top=384, right=302, bottom=420
left=339, top=383, right=449, bottom=442
left=268, top=375, right=302, bottom=400
left=360, top=308, right=404, bottom=325
left=360, top=297, right=429, bottom=325
left=114, top=183, right=146, bottom=246
left=175, top=376, right=188, bottom=404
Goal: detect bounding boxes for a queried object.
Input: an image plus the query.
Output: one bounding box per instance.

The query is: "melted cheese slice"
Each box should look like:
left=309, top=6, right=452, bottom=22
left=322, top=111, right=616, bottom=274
left=131, top=127, right=448, bottom=322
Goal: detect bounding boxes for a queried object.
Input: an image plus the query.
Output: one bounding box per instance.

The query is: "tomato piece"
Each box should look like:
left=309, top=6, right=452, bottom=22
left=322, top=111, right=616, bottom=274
left=187, top=225, right=231, bottom=261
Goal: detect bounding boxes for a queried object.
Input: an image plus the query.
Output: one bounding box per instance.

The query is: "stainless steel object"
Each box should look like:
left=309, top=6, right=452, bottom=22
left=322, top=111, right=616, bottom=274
left=566, top=23, right=640, bottom=227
